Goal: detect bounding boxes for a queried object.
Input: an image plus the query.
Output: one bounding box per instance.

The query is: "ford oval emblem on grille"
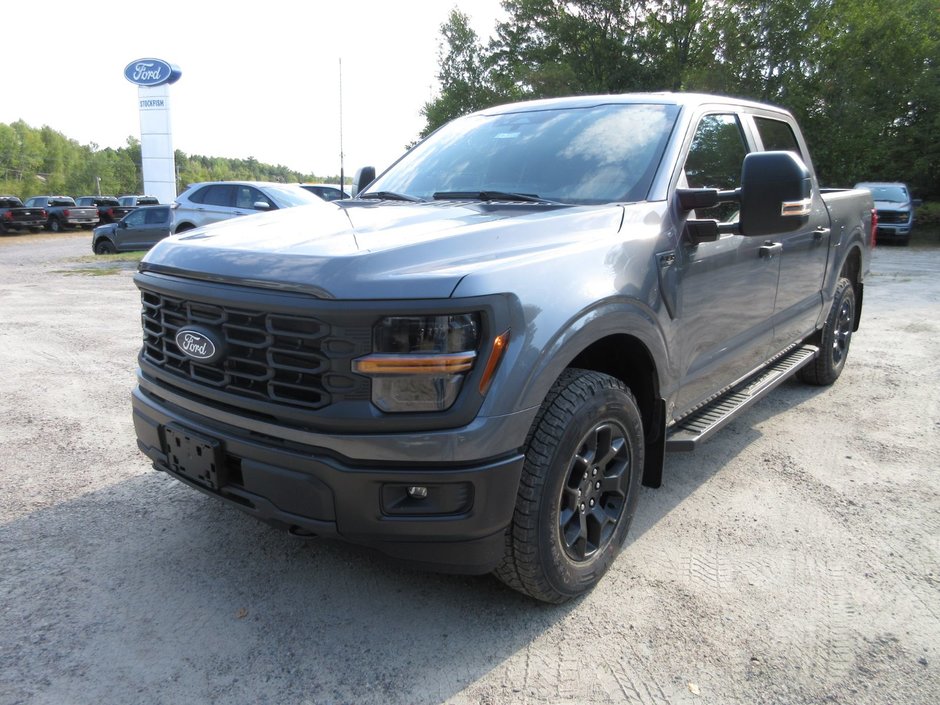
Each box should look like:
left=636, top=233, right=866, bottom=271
left=175, top=328, right=222, bottom=363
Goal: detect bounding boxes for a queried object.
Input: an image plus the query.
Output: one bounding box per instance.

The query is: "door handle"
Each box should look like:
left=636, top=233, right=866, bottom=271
left=759, top=241, right=784, bottom=258
left=813, top=227, right=830, bottom=241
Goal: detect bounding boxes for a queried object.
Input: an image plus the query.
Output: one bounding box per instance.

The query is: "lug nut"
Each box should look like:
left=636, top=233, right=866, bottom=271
left=580, top=503, right=585, bottom=512
left=595, top=481, right=601, bottom=490
left=592, top=467, right=598, bottom=476
left=583, top=472, right=588, bottom=480
left=590, top=499, right=595, bottom=507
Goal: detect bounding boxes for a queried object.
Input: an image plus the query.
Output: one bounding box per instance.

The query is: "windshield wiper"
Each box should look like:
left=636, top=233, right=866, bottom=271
left=358, top=191, right=424, bottom=202
left=433, top=190, right=559, bottom=204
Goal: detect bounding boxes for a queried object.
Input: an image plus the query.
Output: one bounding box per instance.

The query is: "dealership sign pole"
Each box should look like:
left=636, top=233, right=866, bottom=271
left=124, top=59, right=182, bottom=204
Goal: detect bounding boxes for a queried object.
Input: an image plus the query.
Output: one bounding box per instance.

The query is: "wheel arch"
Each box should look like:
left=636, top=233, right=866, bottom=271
left=515, top=305, right=670, bottom=488
left=839, top=243, right=864, bottom=331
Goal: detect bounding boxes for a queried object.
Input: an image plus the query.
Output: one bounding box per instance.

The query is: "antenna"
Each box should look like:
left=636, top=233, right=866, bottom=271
left=339, top=57, right=344, bottom=191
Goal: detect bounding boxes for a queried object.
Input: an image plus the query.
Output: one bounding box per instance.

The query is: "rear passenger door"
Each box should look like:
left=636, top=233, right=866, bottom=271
left=672, top=112, right=779, bottom=414
left=750, top=115, right=831, bottom=349
left=188, top=184, right=238, bottom=225
left=139, top=207, right=172, bottom=248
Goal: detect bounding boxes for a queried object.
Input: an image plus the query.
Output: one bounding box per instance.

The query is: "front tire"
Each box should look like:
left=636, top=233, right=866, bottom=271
left=93, top=239, right=117, bottom=255
left=800, top=276, right=855, bottom=386
left=494, top=369, right=644, bottom=603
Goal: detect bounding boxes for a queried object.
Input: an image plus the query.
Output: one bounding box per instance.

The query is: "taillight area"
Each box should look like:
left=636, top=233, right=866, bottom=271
left=62, top=208, right=71, bottom=217
left=870, top=208, right=878, bottom=248
left=2, top=211, right=12, bottom=221
left=106, top=208, right=114, bottom=218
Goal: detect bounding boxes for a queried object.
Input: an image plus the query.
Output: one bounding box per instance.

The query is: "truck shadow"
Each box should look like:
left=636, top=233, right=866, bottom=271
left=2, top=377, right=828, bottom=705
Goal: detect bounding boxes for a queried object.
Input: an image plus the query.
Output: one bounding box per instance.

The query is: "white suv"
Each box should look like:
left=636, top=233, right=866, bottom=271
left=173, top=181, right=321, bottom=233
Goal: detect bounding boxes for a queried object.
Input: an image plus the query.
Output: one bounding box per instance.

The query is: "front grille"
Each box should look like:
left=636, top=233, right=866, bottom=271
left=876, top=210, right=909, bottom=225
left=141, top=290, right=354, bottom=411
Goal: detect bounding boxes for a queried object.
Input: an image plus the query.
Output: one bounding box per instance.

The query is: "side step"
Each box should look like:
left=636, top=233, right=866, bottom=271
left=666, top=345, right=819, bottom=452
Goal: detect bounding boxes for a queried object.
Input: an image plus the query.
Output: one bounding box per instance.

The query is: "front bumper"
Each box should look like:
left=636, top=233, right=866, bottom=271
left=133, top=385, right=527, bottom=573
left=876, top=223, right=911, bottom=241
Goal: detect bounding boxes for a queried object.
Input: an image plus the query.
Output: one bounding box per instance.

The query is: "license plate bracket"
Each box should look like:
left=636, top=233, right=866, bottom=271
left=163, top=424, right=223, bottom=490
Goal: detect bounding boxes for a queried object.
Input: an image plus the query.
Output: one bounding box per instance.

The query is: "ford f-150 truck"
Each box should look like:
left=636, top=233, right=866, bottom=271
left=132, top=93, right=874, bottom=602
left=76, top=196, right=135, bottom=225
left=0, top=196, right=46, bottom=234
left=23, top=196, right=98, bottom=231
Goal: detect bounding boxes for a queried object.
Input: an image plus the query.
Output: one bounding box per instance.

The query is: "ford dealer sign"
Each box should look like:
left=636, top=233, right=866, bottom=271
left=124, top=58, right=182, bottom=87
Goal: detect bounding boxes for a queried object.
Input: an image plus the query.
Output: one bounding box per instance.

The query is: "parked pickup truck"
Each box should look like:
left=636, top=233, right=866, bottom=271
left=76, top=196, right=135, bottom=225
left=118, top=195, right=160, bottom=208
left=854, top=181, right=916, bottom=244
left=92, top=204, right=175, bottom=254
left=0, top=196, right=46, bottom=234
left=23, top=196, right=98, bottom=231
left=132, top=93, right=874, bottom=602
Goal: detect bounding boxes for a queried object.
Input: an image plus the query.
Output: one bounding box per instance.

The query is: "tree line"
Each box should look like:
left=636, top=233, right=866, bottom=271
left=0, top=120, right=340, bottom=199
left=422, top=0, right=939, bottom=198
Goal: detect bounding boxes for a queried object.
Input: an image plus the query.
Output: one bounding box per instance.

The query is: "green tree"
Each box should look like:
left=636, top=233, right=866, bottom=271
left=420, top=8, right=507, bottom=137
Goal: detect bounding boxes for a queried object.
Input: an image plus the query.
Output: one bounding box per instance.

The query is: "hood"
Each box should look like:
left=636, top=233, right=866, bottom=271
left=140, top=201, right=626, bottom=299
left=94, top=223, right=118, bottom=236
left=873, top=199, right=910, bottom=211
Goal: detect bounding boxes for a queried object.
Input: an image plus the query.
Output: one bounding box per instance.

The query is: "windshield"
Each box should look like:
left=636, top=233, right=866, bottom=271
left=367, top=103, right=680, bottom=205
left=857, top=184, right=909, bottom=203
left=262, top=184, right=323, bottom=207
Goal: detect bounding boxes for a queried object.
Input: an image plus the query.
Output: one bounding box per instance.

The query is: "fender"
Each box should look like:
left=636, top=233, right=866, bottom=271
left=515, top=296, right=671, bottom=413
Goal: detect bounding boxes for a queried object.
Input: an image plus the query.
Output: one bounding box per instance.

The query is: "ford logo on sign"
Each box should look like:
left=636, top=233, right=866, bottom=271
left=124, top=58, right=182, bottom=87
left=175, top=328, right=223, bottom=363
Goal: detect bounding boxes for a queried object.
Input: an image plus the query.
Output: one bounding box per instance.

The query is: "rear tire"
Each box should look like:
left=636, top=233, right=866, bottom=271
left=494, top=368, right=644, bottom=603
left=800, top=277, right=855, bottom=386
left=48, top=218, right=61, bottom=233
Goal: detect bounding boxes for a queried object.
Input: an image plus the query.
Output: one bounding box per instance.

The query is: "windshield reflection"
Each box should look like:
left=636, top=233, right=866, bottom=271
left=367, top=103, right=680, bottom=205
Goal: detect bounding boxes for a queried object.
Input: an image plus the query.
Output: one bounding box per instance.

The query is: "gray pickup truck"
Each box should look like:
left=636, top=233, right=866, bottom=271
left=23, top=196, right=98, bottom=231
left=0, top=196, right=46, bottom=233
left=132, top=93, right=874, bottom=602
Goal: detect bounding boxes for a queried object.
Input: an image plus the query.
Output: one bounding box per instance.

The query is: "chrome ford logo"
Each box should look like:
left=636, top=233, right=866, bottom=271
left=175, top=328, right=220, bottom=362
left=123, top=58, right=182, bottom=87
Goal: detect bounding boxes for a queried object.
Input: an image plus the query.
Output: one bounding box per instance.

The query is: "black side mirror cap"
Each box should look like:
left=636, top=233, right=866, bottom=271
left=739, top=151, right=812, bottom=237
left=354, top=166, right=376, bottom=197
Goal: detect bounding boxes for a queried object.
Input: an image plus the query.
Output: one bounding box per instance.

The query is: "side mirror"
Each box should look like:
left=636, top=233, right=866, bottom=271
left=253, top=201, right=271, bottom=210
left=120, top=220, right=128, bottom=229
left=353, top=166, right=376, bottom=197
left=912, top=198, right=923, bottom=207
left=739, top=151, right=812, bottom=237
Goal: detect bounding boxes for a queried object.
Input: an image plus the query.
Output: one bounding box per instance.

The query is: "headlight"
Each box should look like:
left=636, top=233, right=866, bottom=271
left=352, top=314, right=481, bottom=412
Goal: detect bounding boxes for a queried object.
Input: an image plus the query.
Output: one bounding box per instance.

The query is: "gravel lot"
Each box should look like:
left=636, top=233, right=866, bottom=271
left=1, top=230, right=939, bottom=705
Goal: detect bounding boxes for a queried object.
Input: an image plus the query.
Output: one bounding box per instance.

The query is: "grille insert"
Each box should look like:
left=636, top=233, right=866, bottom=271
left=141, top=291, right=335, bottom=410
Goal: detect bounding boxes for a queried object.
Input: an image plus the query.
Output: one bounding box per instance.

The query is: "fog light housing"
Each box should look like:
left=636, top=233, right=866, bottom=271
left=352, top=314, right=480, bottom=412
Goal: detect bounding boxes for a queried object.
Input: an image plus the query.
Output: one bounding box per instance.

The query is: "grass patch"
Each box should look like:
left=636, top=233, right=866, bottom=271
left=55, top=267, right=122, bottom=276
left=72, top=251, right=147, bottom=264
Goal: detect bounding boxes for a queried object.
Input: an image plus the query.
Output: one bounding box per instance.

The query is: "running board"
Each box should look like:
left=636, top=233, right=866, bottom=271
left=666, top=345, right=819, bottom=452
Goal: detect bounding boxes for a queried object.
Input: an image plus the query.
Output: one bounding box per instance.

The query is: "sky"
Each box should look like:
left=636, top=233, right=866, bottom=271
left=0, top=0, right=506, bottom=180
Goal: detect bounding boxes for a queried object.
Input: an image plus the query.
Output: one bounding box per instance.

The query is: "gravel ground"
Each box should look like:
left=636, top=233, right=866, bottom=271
left=1, top=231, right=939, bottom=705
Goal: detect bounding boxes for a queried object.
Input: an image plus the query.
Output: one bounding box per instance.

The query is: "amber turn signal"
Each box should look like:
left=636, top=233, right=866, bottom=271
left=479, top=330, right=510, bottom=395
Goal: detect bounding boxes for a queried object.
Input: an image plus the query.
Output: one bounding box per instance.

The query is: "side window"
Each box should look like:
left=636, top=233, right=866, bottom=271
left=236, top=186, right=271, bottom=210
left=188, top=187, right=209, bottom=205
left=683, top=114, right=749, bottom=223
left=145, top=208, right=169, bottom=224
left=202, top=185, right=234, bottom=207
left=125, top=209, right=147, bottom=226
left=754, top=117, right=802, bottom=157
